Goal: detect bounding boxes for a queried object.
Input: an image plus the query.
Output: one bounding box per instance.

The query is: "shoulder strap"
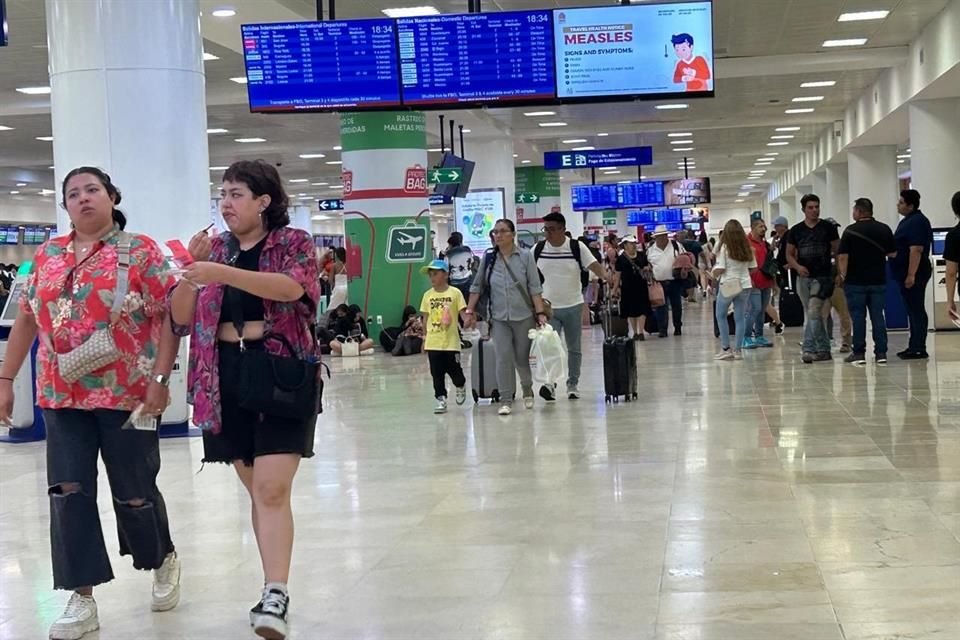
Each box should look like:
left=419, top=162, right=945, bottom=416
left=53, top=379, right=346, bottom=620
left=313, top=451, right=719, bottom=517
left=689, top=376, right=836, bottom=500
left=844, top=227, right=887, bottom=254
left=500, top=252, right=536, bottom=315
left=570, top=238, right=584, bottom=271
left=109, top=232, right=131, bottom=324
left=533, top=241, right=545, bottom=261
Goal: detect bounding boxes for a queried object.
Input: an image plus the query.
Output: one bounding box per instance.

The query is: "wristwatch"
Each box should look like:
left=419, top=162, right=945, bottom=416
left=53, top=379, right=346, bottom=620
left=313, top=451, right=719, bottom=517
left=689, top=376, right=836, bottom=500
left=153, top=373, right=171, bottom=387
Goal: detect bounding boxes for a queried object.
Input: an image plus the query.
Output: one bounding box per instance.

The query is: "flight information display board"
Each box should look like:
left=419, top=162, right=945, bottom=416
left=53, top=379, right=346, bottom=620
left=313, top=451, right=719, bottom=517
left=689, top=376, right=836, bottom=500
left=571, top=184, right=619, bottom=211
left=241, top=19, right=401, bottom=112
left=554, top=2, right=714, bottom=100
left=617, top=181, right=664, bottom=208
left=397, top=10, right=555, bottom=106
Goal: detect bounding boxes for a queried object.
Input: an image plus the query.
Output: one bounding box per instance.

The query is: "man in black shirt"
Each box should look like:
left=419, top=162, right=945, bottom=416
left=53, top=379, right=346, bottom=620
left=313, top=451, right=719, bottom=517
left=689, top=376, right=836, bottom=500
left=945, top=191, right=960, bottom=324
left=837, top=198, right=897, bottom=364
left=786, top=193, right=840, bottom=363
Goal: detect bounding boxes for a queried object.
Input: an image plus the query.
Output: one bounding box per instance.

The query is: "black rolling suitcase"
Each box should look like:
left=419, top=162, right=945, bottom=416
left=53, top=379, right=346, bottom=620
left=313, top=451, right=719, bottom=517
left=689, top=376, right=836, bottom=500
left=602, top=296, right=638, bottom=403
left=602, top=300, right=629, bottom=339
left=780, top=272, right=804, bottom=327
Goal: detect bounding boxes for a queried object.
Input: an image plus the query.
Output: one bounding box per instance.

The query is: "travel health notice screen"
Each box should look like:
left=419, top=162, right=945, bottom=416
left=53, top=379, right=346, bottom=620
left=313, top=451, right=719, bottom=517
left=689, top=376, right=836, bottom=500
left=554, top=2, right=714, bottom=99
left=398, top=10, right=555, bottom=105
left=242, top=20, right=401, bottom=112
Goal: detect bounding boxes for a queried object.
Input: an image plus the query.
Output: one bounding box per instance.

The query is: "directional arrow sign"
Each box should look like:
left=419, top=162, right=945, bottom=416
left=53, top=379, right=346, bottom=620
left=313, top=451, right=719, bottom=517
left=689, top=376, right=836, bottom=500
left=429, top=168, right=462, bottom=184
left=515, top=192, right=541, bottom=204
left=317, top=199, right=344, bottom=211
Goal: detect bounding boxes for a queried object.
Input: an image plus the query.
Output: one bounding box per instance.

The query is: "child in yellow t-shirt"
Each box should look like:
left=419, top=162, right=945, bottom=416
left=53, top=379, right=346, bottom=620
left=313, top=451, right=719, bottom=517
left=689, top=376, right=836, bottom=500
left=419, top=259, right=467, bottom=414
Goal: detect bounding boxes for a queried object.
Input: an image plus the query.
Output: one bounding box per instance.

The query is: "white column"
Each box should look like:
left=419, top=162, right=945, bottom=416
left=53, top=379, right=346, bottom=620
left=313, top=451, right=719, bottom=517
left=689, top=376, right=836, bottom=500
left=848, top=146, right=899, bottom=227
left=811, top=170, right=827, bottom=206
left=778, top=190, right=797, bottom=225
left=825, top=163, right=850, bottom=225
left=909, top=98, right=960, bottom=228
left=794, top=186, right=811, bottom=220
left=46, top=0, right=209, bottom=240
left=466, top=137, right=515, bottom=221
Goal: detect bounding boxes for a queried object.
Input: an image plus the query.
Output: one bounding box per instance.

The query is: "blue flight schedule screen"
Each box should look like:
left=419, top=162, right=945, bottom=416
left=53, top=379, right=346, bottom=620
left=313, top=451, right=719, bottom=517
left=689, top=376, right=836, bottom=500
left=571, top=185, right=619, bottom=211
left=617, top=181, right=664, bottom=208
left=397, top=11, right=555, bottom=105
left=241, top=20, right=401, bottom=112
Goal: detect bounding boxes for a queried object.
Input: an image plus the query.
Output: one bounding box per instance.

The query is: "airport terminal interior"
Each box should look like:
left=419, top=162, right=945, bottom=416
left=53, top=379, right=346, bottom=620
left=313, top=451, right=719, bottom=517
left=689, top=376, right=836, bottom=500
left=1, top=0, right=960, bottom=639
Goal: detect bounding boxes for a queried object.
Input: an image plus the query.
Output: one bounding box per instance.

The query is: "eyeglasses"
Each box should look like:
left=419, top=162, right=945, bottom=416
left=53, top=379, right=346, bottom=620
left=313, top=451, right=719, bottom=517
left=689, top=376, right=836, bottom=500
left=542, top=225, right=562, bottom=233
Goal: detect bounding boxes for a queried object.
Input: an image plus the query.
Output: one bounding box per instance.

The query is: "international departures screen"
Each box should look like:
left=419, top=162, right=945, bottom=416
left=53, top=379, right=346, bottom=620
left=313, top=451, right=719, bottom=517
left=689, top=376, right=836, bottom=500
left=397, top=10, right=555, bottom=106
left=241, top=20, right=401, bottom=112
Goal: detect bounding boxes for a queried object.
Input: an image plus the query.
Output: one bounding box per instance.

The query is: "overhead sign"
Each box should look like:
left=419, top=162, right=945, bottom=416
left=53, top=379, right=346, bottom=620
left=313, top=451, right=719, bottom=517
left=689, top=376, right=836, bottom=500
left=429, top=193, right=453, bottom=206
left=544, top=146, right=653, bottom=170
left=430, top=168, right=462, bottom=184
left=385, top=224, right=429, bottom=263
left=515, top=192, right=541, bottom=204
left=317, top=199, right=344, bottom=211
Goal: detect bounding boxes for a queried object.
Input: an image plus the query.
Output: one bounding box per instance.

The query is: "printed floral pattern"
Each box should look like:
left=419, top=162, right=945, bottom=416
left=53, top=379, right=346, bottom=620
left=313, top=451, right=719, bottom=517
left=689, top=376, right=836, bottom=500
left=21, top=228, right=175, bottom=410
left=176, top=227, right=320, bottom=433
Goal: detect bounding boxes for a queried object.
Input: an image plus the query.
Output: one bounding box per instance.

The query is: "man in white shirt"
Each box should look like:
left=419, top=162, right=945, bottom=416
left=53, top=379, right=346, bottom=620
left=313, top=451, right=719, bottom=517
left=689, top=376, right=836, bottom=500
left=535, top=212, right=608, bottom=400
left=646, top=225, right=686, bottom=337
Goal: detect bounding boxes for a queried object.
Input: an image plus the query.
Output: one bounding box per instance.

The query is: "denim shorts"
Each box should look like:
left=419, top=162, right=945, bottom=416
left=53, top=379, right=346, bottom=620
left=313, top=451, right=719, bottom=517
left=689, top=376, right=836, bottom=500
left=201, top=341, right=317, bottom=467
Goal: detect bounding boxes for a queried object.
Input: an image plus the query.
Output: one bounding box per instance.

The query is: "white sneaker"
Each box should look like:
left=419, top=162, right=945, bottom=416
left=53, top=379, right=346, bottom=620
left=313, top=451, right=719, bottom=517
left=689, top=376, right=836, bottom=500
left=714, top=350, right=734, bottom=361
left=523, top=396, right=535, bottom=410
left=152, top=551, right=181, bottom=612
left=434, top=398, right=448, bottom=414
left=49, top=593, right=99, bottom=640
left=455, top=387, right=466, bottom=405
left=498, top=403, right=512, bottom=416
left=567, top=386, right=580, bottom=400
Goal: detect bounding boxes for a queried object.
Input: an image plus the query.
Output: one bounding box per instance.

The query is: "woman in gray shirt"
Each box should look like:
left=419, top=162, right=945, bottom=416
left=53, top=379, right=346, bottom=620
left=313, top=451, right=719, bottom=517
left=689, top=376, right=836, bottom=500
left=466, top=219, right=549, bottom=415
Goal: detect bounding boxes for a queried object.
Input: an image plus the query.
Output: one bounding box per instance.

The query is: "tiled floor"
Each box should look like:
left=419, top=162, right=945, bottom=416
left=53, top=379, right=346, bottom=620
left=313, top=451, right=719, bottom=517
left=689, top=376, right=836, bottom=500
left=2, top=303, right=960, bottom=639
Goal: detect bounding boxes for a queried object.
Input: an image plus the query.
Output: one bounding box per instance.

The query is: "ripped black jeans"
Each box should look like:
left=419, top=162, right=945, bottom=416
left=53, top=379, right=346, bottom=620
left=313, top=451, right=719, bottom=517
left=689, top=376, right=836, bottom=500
left=44, top=409, right=175, bottom=590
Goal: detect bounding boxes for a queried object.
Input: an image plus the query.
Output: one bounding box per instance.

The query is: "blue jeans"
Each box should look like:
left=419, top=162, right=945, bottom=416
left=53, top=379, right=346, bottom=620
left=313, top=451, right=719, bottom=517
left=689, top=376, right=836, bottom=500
left=845, top=284, right=888, bottom=356
left=797, top=276, right=830, bottom=354
left=716, top=289, right=750, bottom=351
left=747, top=287, right=772, bottom=338
left=654, top=280, right=684, bottom=335
left=549, top=304, right=583, bottom=389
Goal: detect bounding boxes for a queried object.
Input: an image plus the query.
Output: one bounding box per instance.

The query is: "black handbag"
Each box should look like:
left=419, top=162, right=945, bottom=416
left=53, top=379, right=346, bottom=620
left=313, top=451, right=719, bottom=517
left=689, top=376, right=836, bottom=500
left=229, top=287, right=324, bottom=420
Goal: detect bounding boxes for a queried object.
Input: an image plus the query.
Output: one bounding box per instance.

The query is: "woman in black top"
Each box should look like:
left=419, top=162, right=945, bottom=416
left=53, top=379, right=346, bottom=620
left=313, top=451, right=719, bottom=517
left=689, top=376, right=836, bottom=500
left=613, top=235, right=653, bottom=340
left=945, top=191, right=960, bottom=321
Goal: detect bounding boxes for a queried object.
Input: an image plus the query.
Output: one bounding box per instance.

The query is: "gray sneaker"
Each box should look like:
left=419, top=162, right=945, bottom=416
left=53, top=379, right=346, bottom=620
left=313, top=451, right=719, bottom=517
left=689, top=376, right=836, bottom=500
left=567, top=386, right=580, bottom=400
left=801, top=352, right=815, bottom=364
left=813, top=352, right=833, bottom=362
left=845, top=352, right=867, bottom=365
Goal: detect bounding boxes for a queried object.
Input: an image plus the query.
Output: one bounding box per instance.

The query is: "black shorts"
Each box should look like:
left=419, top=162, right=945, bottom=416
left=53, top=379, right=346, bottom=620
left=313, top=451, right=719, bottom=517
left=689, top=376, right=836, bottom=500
left=202, top=341, right=316, bottom=467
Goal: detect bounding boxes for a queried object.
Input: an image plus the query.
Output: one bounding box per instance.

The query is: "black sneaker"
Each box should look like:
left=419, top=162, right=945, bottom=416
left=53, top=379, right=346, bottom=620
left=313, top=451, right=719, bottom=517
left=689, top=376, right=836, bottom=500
left=845, top=352, right=867, bottom=365
left=674, top=328, right=682, bottom=336
left=801, top=352, right=814, bottom=364
left=896, top=348, right=911, bottom=358
left=899, top=351, right=929, bottom=360
left=659, top=332, right=668, bottom=338
left=774, top=323, right=784, bottom=335
left=539, top=384, right=556, bottom=403
left=814, top=352, right=833, bottom=362
left=876, top=353, right=888, bottom=364
left=633, top=333, right=645, bottom=342
left=251, top=588, right=289, bottom=639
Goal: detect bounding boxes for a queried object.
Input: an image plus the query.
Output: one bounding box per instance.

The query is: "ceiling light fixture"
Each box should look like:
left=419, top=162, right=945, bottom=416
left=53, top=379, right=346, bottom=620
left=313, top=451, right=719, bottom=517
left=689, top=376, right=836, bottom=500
left=597, top=132, right=609, bottom=137
left=325, top=160, right=342, bottom=165
left=538, top=122, right=568, bottom=127
left=735, top=199, right=745, bottom=203
left=771, top=135, right=795, bottom=140
left=670, top=140, right=694, bottom=145
left=16, top=182, right=27, bottom=187
left=311, top=182, right=329, bottom=186
left=230, top=77, right=248, bottom=84
left=667, top=132, right=693, bottom=137
left=16, top=86, right=51, bottom=95
left=211, top=7, right=237, bottom=18
left=673, top=147, right=695, bottom=152
left=523, top=111, right=556, bottom=117
left=823, top=38, right=868, bottom=47
left=0, top=125, right=14, bottom=131
left=36, top=136, right=53, bottom=142
left=429, top=148, right=443, bottom=152
left=801, top=80, right=837, bottom=88
left=838, top=10, right=890, bottom=22
left=775, top=127, right=801, bottom=132
left=792, top=96, right=824, bottom=102
left=202, top=52, right=219, bottom=61
left=765, top=152, right=781, bottom=156
left=603, top=170, right=622, bottom=175
left=737, top=192, right=751, bottom=197
left=382, top=6, right=440, bottom=18
left=572, top=146, right=596, bottom=151
left=655, top=103, right=688, bottom=110
left=520, top=160, right=532, bottom=164
left=785, top=108, right=815, bottom=114
left=207, top=128, right=229, bottom=134
left=210, top=166, right=229, bottom=171
left=767, top=142, right=790, bottom=146
left=897, top=154, right=911, bottom=159
left=9, top=191, right=20, bottom=195
left=562, top=139, right=588, bottom=144
left=288, top=178, right=309, bottom=183
left=332, top=145, right=342, bottom=151
left=234, top=137, right=266, bottom=143
left=299, top=153, right=326, bottom=159
left=741, top=184, right=757, bottom=188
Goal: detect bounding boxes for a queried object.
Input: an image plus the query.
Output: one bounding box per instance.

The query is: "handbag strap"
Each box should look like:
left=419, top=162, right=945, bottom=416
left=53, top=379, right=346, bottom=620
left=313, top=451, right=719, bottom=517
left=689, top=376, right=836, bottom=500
left=500, top=251, right=536, bottom=316
left=844, top=228, right=888, bottom=254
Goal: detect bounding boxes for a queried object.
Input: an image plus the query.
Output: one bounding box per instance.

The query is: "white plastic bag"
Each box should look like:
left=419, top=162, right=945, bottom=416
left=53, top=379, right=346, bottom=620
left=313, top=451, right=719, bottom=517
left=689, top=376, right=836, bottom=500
left=528, top=324, right=567, bottom=387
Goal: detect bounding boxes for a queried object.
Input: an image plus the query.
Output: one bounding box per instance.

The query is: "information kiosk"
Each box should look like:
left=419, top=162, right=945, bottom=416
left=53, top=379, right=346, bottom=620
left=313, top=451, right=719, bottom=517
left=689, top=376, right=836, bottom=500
left=0, top=271, right=45, bottom=442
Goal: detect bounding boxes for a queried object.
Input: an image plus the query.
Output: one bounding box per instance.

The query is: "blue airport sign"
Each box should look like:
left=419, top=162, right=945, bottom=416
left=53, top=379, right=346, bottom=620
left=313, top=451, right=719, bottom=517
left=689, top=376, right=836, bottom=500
left=544, top=146, right=653, bottom=170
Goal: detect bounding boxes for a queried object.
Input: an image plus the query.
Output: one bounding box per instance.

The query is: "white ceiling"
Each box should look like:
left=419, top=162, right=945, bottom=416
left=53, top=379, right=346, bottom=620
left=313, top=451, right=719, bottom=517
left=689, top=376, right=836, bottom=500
left=0, top=0, right=947, bottom=212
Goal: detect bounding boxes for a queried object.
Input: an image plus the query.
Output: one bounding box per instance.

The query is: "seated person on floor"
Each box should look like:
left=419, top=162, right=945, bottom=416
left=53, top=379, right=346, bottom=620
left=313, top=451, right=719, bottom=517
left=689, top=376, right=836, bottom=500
left=328, top=304, right=375, bottom=355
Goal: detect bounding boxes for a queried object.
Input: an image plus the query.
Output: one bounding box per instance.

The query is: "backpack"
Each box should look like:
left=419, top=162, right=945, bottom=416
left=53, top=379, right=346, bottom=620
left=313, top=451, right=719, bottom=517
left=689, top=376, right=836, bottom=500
left=534, top=238, right=589, bottom=289
left=759, top=241, right=780, bottom=279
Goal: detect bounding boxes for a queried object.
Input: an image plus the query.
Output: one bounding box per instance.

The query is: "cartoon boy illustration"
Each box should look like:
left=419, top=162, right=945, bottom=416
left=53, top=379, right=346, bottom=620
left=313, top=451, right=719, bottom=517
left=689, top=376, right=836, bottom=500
left=671, top=33, right=711, bottom=92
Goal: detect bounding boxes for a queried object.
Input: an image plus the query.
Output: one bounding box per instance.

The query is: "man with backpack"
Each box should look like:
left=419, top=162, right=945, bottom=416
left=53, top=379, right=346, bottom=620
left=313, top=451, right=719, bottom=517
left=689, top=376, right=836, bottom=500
left=535, top=212, right=609, bottom=401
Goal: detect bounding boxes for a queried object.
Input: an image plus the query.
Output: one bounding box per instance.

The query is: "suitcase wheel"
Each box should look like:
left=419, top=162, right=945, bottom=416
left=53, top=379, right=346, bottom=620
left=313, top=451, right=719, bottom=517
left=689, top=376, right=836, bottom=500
left=472, top=390, right=479, bottom=403
left=632, top=393, right=639, bottom=400
left=492, top=391, right=500, bottom=403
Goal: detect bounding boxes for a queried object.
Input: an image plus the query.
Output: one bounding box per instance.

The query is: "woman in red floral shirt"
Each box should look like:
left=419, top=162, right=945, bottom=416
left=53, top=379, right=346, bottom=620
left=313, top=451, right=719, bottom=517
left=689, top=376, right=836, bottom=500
left=0, top=167, right=182, bottom=640
left=170, top=160, right=320, bottom=640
